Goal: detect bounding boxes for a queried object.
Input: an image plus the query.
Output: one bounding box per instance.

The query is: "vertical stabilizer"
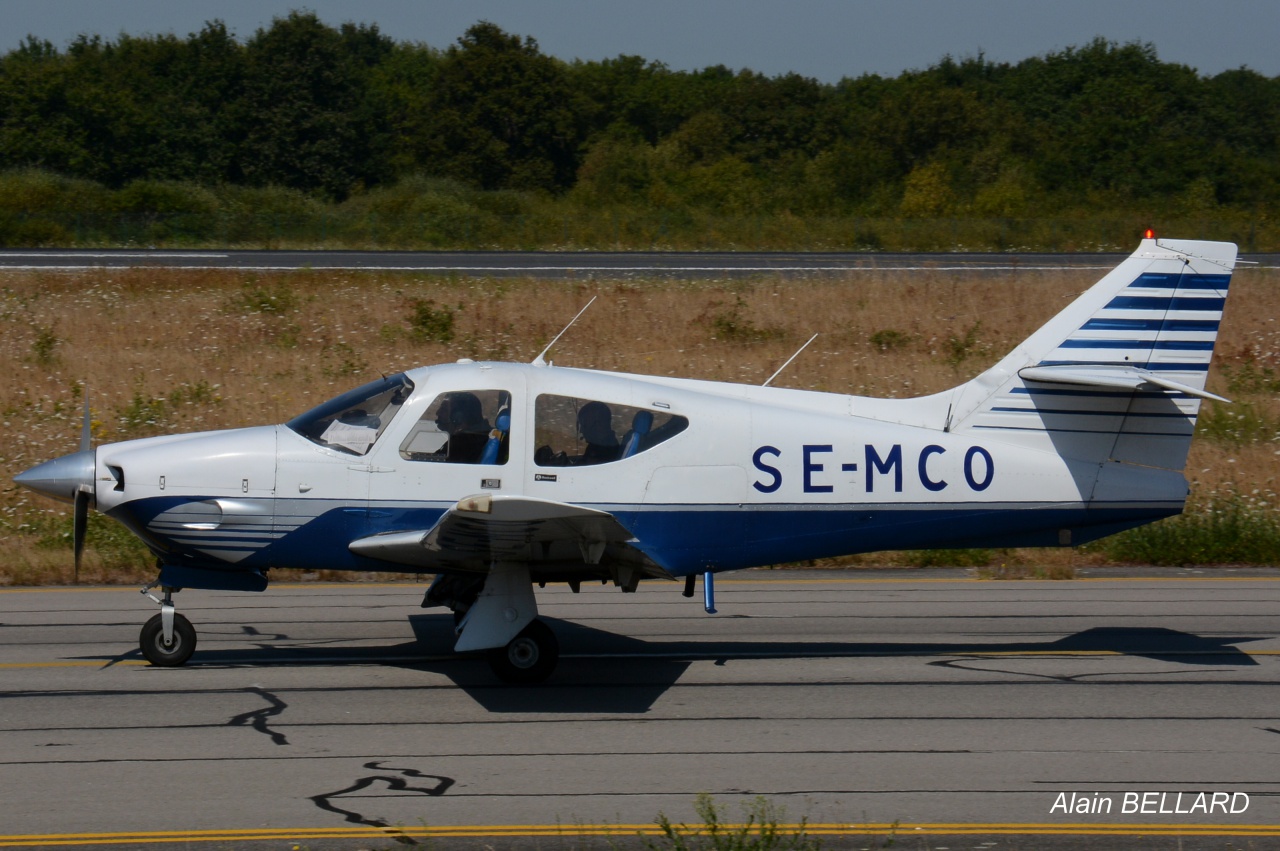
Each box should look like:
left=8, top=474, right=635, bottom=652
left=950, top=237, right=1236, bottom=472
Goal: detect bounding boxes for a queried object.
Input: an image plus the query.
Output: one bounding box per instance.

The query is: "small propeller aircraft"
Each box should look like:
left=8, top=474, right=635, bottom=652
left=15, top=236, right=1237, bottom=682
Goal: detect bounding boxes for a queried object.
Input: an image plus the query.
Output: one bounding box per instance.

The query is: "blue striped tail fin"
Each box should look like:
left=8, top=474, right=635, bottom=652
left=952, top=237, right=1237, bottom=472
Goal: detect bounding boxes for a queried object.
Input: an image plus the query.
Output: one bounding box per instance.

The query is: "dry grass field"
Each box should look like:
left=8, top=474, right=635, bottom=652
left=2, top=261, right=1278, bottom=584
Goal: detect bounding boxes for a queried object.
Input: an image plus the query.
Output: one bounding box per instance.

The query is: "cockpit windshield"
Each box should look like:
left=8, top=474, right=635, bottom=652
left=286, top=374, right=414, bottom=456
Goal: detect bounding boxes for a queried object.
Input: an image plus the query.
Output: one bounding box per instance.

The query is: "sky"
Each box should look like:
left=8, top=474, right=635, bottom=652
left=7, top=1, right=1279, bottom=82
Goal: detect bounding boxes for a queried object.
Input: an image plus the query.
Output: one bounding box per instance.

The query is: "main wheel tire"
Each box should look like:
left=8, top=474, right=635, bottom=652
left=139, top=612, right=197, bottom=667
left=486, top=619, right=558, bottom=684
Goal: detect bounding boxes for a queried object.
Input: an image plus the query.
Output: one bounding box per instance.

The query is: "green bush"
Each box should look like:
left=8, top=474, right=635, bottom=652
left=1195, top=401, right=1280, bottom=446
left=0, top=167, right=1276, bottom=250
left=1221, top=360, right=1280, bottom=395
left=116, top=391, right=169, bottom=437
left=869, top=329, right=911, bottom=351
left=407, top=298, right=456, bottom=343
left=0, top=169, right=109, bottom=214
left=943, top=321, right=985, bottom=367
left=28, top=323, right=59, bottom=366
left=1104, top=495, right=1280, bottom=565
left=907, top=548, right=994, bottom=567
left=710, top=295, right=782, bottom=344
left=646, top=794, right=820, bottom=851
left=232, top=280, right=299, bottom=315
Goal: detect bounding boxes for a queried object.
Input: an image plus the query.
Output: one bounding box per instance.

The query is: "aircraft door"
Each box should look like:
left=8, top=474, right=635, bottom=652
left=365, top=377, right=525, bottom=534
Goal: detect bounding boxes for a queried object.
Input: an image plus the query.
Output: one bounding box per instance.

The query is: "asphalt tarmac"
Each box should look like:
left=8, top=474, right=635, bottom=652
left=2, top=568, right=1278, bottom=850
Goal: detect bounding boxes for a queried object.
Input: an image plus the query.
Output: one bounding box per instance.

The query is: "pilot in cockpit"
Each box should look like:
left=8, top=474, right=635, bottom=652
left=435, top=392, right=492, bottom=463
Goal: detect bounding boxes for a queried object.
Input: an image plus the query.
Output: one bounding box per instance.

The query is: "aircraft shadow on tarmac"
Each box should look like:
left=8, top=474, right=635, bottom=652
left=86, top=614, right=1265, bottom=714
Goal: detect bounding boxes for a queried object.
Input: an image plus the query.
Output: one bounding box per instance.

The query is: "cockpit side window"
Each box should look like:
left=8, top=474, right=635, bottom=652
left=400, top=389, right=511, bottom=465
left=286, top=375, right=414, bottom=456
left=534, top=394, right=688, bottom=467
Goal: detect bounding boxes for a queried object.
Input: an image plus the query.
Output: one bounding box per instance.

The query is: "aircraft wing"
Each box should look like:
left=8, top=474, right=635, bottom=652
left=348, top=493, right=643, bottom=572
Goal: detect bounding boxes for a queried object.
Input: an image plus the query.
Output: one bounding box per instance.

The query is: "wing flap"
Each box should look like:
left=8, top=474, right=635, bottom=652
left=349, top=493, right=638, bottom=570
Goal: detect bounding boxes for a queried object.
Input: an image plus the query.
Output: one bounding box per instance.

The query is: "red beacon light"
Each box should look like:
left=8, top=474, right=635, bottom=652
left=1143, top=227, right=1157, bottom=240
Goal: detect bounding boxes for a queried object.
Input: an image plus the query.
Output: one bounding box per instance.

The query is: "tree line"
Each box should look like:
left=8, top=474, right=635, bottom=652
left=1, top=12, right=1277, bottom=239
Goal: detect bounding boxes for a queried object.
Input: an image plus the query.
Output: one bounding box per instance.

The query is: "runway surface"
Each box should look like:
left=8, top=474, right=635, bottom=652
left=2, top=569, right=1279, bottom=849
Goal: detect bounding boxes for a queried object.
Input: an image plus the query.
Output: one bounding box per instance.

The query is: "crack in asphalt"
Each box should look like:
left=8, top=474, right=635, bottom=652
left=310, top=761, right=455, bottom=845
left=227, top=686, right=290, bottom=745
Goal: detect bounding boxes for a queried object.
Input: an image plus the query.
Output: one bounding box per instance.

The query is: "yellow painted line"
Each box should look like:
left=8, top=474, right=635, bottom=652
left=0, top=660, right=147, bottom=669
left=2, top=822, right=1279, bottom=846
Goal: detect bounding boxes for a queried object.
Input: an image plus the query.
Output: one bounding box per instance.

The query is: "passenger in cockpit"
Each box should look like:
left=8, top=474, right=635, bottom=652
left=576, top=401, right=621, bottom=465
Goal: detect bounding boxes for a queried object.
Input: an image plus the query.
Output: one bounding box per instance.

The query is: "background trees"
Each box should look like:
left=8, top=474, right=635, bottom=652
left=0, top=14, right=1276, bottom=238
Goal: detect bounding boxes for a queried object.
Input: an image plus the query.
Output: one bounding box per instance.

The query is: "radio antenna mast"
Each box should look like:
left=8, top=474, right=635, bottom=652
left=532, top=296, right=597, bottom=366
left=763, top=334, right=818, bottom=387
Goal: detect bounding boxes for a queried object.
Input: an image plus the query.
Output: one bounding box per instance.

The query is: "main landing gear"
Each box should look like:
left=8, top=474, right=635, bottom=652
left=435, top=564, right=560, bottom=684
left=139, top=584, right=196, bottom=667
left=486, top=619, right=559, bottom=684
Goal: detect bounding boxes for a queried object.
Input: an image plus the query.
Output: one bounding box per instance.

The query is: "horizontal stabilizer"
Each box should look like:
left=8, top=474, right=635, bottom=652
left=1018, top=364, right=1230, bottom=403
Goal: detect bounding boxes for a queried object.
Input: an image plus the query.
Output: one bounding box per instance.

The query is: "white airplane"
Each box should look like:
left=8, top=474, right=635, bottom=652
left=14, top=235, right=1236, bottom=682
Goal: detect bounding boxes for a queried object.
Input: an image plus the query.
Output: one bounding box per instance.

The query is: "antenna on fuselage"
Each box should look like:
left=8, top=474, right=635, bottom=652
left=532, top=296, right=597, bottom=366
left=762, top=333, right=818, bottom=387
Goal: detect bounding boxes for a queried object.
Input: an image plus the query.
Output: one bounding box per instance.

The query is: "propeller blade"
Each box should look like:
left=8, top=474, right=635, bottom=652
left=76, top=388, right=92, bottom=584
left=73, top=488, right=89, bottom=585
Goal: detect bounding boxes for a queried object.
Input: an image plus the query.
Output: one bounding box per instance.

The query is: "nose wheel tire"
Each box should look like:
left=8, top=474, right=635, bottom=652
left=487, top=619, right=558, bottom=684
left=139, top=612, right=197, bottom=667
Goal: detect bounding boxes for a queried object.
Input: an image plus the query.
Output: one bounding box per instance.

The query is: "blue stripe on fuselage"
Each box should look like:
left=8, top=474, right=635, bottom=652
left=110, top=495, right=1184, bottom=578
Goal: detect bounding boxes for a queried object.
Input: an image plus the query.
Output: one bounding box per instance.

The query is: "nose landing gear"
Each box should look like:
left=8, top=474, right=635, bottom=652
left=139, top=584, right=197, bottom=667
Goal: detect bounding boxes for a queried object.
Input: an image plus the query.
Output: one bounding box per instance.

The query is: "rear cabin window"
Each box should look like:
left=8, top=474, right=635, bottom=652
left=534, top=395, right=688, bottom=467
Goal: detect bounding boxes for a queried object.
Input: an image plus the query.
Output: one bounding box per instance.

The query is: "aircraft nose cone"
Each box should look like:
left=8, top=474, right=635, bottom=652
left=13, top=450, right=96, bottom=504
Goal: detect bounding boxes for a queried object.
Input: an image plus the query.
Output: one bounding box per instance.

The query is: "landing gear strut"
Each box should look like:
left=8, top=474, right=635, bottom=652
left=487, top=619, right=559, bottom=684
left=424, top=566, right=563, bottom=683
left=139, top=584, right=197, bottom=667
